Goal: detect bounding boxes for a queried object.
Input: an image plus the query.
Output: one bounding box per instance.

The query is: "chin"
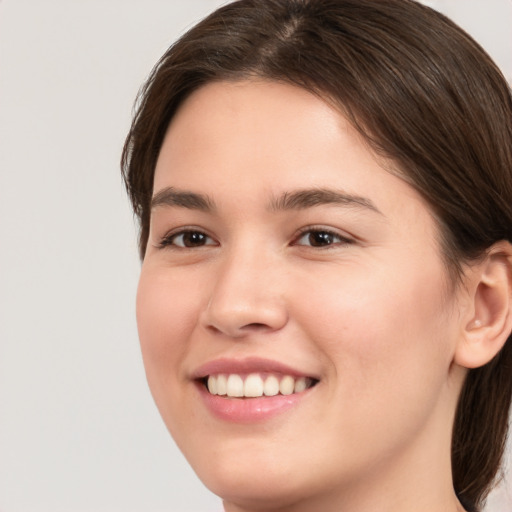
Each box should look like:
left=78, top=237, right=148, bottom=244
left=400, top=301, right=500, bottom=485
left=202, top=468, right=311, bottom=511
left=181, top=441, right=311, bottom=507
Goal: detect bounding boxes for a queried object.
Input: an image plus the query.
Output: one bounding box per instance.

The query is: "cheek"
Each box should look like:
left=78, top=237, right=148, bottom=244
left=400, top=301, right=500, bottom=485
left=294, top=257, right=454, bottom=402
left=287, top=259, right=457, bottom=468
left=135, top=266, right=202, bottom=388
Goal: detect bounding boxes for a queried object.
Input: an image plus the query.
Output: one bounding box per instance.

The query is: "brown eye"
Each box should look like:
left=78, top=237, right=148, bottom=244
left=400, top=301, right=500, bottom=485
left=308, top=231, right=335, bottom=246
left=163, top=230, right=216, bottom=248
left=295, top=229, right=352, bottom=248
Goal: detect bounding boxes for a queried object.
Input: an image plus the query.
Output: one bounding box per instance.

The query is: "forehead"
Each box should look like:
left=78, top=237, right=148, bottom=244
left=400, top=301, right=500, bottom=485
left=156, top=80, right=379, bottom=190
left=155, top=80, right=428, bottom=217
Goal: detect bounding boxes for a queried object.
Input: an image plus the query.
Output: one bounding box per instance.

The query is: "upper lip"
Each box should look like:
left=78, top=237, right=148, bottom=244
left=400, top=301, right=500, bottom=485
left=191, top=356, right=319, bottom=380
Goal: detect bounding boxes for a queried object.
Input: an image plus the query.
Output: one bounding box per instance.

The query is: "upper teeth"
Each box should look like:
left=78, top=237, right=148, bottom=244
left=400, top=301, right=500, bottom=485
left=207, top=373, right=311, bottom=398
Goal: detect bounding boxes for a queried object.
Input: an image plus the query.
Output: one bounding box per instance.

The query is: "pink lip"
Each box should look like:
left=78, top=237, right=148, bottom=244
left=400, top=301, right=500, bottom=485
left=192, top=357, right=318, bottom=424
left=197, top=386, right=309, bottom=423
left=192, top=356, right=315, bottom=380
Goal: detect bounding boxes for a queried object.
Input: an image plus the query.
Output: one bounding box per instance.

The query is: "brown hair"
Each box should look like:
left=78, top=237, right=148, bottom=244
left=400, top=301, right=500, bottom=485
left=121, top=1, right=512, bottom=510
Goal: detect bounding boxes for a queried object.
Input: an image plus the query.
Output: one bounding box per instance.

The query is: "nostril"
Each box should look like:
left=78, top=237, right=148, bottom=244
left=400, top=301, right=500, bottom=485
left=244, top=323, right=269, bottom=330
left=205, top=321, right=274, bottom=338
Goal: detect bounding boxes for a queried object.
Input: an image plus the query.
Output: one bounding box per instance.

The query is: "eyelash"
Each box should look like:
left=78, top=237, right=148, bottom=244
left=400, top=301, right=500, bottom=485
left=293, top=226, right=354, bottom=248
left=157, top=228, right=217, bottom=249
left=157, top=227, right=354, bottom=250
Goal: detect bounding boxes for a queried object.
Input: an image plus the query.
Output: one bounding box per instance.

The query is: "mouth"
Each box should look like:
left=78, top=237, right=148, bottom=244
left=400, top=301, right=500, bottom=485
left=193, top=358, right=320, bottom=422
left=201, top=373, right=319, bottom=398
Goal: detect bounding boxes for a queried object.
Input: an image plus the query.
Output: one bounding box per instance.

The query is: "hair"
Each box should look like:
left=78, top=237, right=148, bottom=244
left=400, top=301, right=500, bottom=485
left=121, top=1, right=512, bottom=510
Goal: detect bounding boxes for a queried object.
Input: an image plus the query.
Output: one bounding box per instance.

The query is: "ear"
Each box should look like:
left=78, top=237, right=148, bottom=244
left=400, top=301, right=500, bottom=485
left=454, top=241, right=512, bottom=369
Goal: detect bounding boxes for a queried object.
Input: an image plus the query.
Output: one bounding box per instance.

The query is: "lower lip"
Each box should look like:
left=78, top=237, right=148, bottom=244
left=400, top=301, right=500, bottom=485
left=196, top=382, right=312, bottom=423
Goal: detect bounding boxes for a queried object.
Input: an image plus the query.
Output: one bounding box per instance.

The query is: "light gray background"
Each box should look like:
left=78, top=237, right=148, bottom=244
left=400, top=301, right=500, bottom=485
left=0, top=1, right=510, bottom=511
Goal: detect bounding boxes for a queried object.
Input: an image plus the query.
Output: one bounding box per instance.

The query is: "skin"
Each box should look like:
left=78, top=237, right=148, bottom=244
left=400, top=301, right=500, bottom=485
left=137, top=80, right=473, bottom=512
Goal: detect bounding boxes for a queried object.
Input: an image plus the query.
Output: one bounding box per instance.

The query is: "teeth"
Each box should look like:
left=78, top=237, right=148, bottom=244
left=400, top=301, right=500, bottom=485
left=226, top=374, right=244, bottom=397
left=263, top=375, right=279, bottom=396
left=207, top=375, right=217, bottom=395
left=294, top=377, right=307, bottom=393
left=206, top=373, right=313, bottom=398
left=244, top=373, right=264, bottom=397
left=279, top=375, right=295, bottom=396
left=216, top=374, right=227, bottom=395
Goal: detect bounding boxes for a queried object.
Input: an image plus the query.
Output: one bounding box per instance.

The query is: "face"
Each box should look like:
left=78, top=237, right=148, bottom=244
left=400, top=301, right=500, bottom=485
left=137, top=81, right=465, bottom=511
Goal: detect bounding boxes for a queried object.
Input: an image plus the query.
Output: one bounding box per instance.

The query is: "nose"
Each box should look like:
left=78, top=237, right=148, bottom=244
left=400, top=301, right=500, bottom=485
left=200, top=244, right=288, bottom=338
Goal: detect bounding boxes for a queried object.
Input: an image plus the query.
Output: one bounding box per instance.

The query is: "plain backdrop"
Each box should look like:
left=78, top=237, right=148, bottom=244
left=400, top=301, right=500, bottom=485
left=0, top=1, right=510, bottom=511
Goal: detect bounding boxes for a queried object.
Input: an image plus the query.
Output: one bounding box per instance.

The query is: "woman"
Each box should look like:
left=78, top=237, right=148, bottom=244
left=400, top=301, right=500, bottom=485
left=121, top=1, right=512, bottom=511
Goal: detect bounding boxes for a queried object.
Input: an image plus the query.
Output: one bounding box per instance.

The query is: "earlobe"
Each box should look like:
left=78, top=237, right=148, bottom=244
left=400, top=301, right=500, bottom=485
left=454, top=241, right=512, bottom=369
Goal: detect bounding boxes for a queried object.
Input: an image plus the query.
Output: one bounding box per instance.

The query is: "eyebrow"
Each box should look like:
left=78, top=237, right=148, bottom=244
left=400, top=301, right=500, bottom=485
left=269, top=188, right=383, bottom=215
left=150, top=186, right=382, bottom=216
left=151, top=187, right=215, bottom=212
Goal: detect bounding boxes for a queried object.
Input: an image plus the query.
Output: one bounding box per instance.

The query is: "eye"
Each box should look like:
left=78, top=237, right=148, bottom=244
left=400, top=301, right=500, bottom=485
left=159, top=230, right=217, bottom=249
left=294, top=228, right=352, bottom=248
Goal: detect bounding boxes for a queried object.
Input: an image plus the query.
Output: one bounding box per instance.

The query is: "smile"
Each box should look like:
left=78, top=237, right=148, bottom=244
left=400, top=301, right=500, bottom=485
left=206, top=373, right=317, bottom=398
left=193, top=358, right=320, bottom=422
